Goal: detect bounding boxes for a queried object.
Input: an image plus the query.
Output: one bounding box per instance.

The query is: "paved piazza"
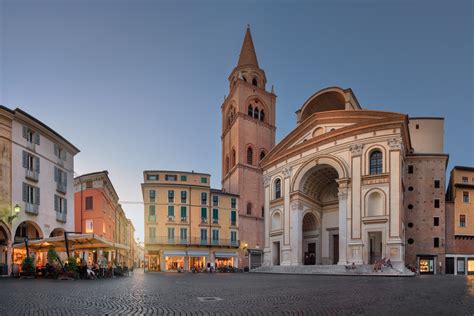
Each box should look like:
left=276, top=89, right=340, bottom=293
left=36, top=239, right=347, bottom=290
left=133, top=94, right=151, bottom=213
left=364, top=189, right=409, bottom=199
left=0, top=270, right=473, bottom=315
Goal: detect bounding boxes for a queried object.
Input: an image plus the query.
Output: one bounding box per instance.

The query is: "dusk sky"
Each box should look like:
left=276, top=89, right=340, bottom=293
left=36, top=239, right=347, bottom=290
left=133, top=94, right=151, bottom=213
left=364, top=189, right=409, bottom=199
left=1, top=0, right=472, bottom=241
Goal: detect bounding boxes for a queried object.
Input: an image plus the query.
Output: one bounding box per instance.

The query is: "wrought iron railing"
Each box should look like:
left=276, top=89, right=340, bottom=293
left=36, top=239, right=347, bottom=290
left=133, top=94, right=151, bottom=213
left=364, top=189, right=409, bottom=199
left=56, top=211, right=67, bottom=223
left=146, top=236, right=240, bottom=248
left=25, top=169, right=39, bottom=181
left=25, top=202, right=39, bottom=215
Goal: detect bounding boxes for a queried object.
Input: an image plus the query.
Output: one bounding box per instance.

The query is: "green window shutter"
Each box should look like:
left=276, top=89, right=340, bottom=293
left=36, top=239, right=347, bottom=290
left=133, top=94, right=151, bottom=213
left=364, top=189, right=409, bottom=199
left=180, top=175, right=187, bottom=181
left=168, top=205, right=174, bottom=216
left=63, top=198, right=67, bottom=213
left=22, top=126, right=27, bottom=139
left=201, top=207, right=207, bottom=218
left=231, top=211, right=236, bottom=222
left=54, top=195, right=59, bottom=211
left=213, top=208, right=218, bottom=220
left=34, top=187, right=40, bottom=205
left=22, top=151, right=27, bottom=168
left=35, top=157, right=40, bottom=173
left=34, top=132, right=40, bottom=145
left=180, top=206, right=186, bottom=218
left=54, top=143, right=59, bottom=157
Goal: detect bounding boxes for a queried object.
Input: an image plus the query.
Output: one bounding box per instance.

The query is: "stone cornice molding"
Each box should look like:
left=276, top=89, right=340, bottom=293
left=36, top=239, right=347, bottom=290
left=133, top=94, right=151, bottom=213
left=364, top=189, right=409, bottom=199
left=387, top=137, right=403, bottom=151
left=282, top=167, right=291, bottom=179
left=349, top=143, right=364, bottom=156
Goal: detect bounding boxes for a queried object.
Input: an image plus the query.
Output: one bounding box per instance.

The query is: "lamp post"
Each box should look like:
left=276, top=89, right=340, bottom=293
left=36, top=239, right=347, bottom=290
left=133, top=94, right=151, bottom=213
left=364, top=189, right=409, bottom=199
left=7, top=204, right=21, bottom=223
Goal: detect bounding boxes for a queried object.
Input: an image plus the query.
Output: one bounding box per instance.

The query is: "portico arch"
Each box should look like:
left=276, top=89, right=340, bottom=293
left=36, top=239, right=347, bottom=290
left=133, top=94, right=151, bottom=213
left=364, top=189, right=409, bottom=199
left=50, top=227, right=65, bottom=237
left=14, top=221, right=43, bottom=243
left=0, top=221, right=11, bottom=271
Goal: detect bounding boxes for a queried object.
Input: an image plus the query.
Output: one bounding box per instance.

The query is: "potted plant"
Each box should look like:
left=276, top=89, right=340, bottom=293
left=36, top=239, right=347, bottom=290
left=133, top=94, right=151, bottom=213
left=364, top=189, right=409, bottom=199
left=58, top=256, right=78, bottom=280
left=20, top=256, right=35, bottom=278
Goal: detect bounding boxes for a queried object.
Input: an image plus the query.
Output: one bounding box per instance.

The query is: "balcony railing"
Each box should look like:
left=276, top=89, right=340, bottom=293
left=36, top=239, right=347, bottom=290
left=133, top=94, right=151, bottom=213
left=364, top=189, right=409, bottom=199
left=25, top=203, right=39, bottom=215
left=180, top=217, right=187, bottom=222
left=25, top=169, right=39, bottom=182
left=26, top=142, right=36, bottom=152
left=201, top=217, right=208, bottom=224
left=56, top=182, right=67, bottom=194
left=231, top=220, right=237, bottom=226
left=146, top=236, right=239, bottom=248
left=212, top=219, right=219, bottom=224
left=168, top=215, right=175, bottom=222
left=56, top=211, right=67, bottom=223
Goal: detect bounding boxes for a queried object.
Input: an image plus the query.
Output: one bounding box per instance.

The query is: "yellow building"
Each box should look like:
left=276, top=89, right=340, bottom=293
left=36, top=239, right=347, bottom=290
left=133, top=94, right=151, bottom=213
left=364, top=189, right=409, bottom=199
left=142, top=170, right=240, bottom=272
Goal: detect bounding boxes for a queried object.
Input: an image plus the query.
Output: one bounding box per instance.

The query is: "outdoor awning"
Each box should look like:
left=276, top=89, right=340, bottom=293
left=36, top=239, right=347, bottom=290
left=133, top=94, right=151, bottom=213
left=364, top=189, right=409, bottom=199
left=163, top=250, right=186, bottom=256
left=187, top=251, right=210, bottom=257
left=12, top=233, right=128, bottom=252
left=214, top=252, right=238, bottom=258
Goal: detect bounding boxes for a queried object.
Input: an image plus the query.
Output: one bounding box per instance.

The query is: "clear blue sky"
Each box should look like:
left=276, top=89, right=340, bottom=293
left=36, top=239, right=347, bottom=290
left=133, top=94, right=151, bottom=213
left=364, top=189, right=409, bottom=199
left=1, top=0, right=472, bottom=241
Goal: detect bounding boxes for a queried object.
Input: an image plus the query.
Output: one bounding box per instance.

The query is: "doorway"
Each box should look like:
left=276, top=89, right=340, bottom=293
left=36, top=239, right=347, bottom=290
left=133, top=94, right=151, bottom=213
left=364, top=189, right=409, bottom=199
left=272, top=241, right=280, bottom=266
left=304, top=242, right=316, bottom=265
left=368, top=232, right=382, bottom=264
left=333, top=235, right=339, bottom=264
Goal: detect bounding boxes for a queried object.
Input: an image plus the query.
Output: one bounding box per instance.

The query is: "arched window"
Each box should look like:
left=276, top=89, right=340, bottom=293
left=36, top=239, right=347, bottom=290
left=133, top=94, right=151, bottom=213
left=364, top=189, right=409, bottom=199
left=259, top=110, right=265, bottom=122
left=225, top=156, right=230, bottom=174
left=253, top=107, right=259, bottom=119
left=232, top=149, right=236, bottom=167
left=247, top=202, right=252, bottom=215
left=247, top=147, right=253, bottom=165
left=260, top=150, right=266, bottom=161
left=252, top=78, right=258, bottom=86
left=248, top=105, right=253, bottom=116
left=274, top=179, right=281, bottom=199
left=369, top=150, right=383, bottom=175
left=243, top=76, right=247, bottom=82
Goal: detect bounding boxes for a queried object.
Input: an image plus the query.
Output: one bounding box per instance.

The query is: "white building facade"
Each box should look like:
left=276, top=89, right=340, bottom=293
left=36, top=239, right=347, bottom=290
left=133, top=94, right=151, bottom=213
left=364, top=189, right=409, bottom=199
left=261, top=87, right=411, bottom=268
left=0, top=107, right=79, bottom=275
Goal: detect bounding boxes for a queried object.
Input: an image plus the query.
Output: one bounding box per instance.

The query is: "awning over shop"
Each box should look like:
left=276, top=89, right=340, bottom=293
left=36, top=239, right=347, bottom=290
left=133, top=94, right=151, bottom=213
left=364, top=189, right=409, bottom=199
left=187, top=251, right=210, bottom=257
left=12, top=233, right=129, bottom=252
left=163, top=250, right=186, bottom=256
left=214, top=252, right=238, bottom=258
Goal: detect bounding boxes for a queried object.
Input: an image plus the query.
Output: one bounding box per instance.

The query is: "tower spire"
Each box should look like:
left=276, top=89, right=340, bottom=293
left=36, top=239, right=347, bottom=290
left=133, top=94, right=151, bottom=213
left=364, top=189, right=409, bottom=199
left=237, top=25, right=259, bottom=68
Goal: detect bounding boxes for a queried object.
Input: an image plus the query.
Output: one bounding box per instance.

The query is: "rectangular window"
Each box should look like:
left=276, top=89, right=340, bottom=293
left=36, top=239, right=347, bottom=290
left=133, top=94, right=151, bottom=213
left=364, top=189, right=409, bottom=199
left=149, top=227, right=156, bottom=238
left=23, top=126, right=40, bottom=145
left=181, top=191, right=187, bottom=204
left=85, top=196, right=93, bottom=210
left=85, top=219, right=93, bottom=233
left=180, top=206, right=187, bottom=221
left=433, top=217, right=439, bottom=226
left=22, top=151, right=40, bottom=173
left=462, top=177, right=468, bottom=183
left=54, top=143, right=67, bottom=161
left=165, top=174, right=177, bottom=181
left=54, top=195, right=67, bottom=213
left=148, top=205, right=156, bottom=222
left=149, top=190, right=156, bottom=202
left=85, top=181, right=93, bottom=189
left=201, top=177, right=208, bottom=184
left=231, top=198, right=237, bottom=209
left=231, top=231, right=237, bottom=244
left=22, top=183, right=40, bottom=205
left=168, top=190, right=174, bottom=203
left=434, top=199, right=440, bottom=208
left=408, top=165, right=414, bottom=174
left=460, top=215, right=466, bottom=227
left=212, top=208, right=219, bottom=224
left=201, top=207, right=207, bottom=222
left=231, top=211, right=236, bottom=226
left=200, top=229, right=207, bottom=243
left=212, top=229, right=219, bottom=244
left=201, top=192, right=207, bottom=205
left=434, top=237, right=439, bottom=248
left=54, top=167, right=67, bottom=192
left=180, top=175, right=187, bottom=181
left=147, top=174, right=158, bottom=181
left=168, top=205, right=174, bottom=218
left=434, top=180, right=440, bottom=188
left=463, top=191, right=469, bottom=203
left=180, top=228, right=187, bottom=243
left=212, top=195, right=219, bottom=206
left=167, top=227, right=175, bottom=242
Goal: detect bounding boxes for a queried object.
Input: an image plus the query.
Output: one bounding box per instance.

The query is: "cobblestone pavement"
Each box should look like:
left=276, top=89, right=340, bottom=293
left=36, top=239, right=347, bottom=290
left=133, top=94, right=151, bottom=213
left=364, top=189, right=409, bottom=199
left=0, top=269, right=473, bottom=315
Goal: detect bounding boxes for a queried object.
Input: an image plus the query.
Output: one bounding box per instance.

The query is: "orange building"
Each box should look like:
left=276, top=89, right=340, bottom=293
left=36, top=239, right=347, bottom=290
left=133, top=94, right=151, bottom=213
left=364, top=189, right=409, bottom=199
left=74, top=170, right=133, bottom=266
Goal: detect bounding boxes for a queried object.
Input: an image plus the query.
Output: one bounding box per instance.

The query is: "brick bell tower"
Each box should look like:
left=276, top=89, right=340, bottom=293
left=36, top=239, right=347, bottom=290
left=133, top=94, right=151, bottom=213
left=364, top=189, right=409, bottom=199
left=221, top=26, right=276, bottom=268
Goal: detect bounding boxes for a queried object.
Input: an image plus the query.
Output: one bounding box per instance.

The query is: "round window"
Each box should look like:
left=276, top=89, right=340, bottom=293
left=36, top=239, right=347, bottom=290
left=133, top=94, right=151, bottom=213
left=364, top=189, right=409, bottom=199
left=407, top=238, right=414, bottom=244
left=408, top=186, right=414, bottom=191
left=408, top=222, right=413, bottom=228
left=408, top=204, right=413, bottom=210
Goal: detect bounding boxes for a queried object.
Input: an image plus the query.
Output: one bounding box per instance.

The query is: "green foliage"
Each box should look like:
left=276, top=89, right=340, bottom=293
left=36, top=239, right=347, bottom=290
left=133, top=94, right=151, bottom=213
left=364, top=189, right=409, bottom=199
left=47, top=247, right=59, bottom=264
left=66, top=256, right=78, bottom=273
left=22, top=256, right=35, bottom=273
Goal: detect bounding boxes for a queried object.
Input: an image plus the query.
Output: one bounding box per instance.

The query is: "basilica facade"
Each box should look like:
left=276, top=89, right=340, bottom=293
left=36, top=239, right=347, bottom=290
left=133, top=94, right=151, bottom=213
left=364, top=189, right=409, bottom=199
left=260, top=87, right=447, bottom=269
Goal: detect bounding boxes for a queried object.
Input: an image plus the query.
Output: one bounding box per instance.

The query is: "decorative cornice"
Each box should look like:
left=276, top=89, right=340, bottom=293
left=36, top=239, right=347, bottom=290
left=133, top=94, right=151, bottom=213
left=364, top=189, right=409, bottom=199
left=387, top=137, right=402, bottom=150
left=291, top=202, right=304, bottom=211
left=349, top=143, right=364, bottom=156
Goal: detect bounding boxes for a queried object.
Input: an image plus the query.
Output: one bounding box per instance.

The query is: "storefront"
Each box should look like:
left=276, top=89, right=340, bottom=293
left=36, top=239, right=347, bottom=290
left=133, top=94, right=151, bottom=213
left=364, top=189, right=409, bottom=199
left=146, top=251, right=160, bottom=272
left=468, top=258, right=474, bottom=275
left=187, top=251, right=209, bottom=271
left=418, top=256, right=435, bottom=275
left=164, top=250, right=186, bottom=271
left=214, top=252, right=238, bottom=268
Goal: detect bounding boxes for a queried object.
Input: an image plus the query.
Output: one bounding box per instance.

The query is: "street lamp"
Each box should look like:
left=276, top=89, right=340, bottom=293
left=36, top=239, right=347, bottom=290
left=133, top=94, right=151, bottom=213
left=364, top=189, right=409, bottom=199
left=8, top=204, right=21, bottom=223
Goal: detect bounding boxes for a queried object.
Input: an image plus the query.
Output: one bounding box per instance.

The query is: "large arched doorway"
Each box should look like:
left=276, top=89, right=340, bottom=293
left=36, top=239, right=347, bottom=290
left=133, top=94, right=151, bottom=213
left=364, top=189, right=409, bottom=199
left=0, top=221, right=10, bottom=274
left=50, top=227, right=65, bottom=237
left=14, top=221, right=43, bottom=243
left=300, top=164, right=339, bottom=265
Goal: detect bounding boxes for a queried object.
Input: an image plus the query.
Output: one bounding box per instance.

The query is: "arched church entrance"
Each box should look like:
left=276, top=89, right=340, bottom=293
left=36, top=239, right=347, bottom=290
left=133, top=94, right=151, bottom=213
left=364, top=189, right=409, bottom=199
left=299, top=164, right=340, bottom=265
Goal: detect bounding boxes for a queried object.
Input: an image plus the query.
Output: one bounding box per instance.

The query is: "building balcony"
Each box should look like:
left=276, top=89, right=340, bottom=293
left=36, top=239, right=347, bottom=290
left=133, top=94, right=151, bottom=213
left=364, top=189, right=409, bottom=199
left=212, top=219, right=219, bottom=224
left=25, top=203, right=39, bottom=215
left=146, top=236, right=239, bottom=248
left=201, top=217, right=208, bottom=224
left=56, top=182, right=67, bottom=194
left=180, top=217, right=187, bottom=222
left=56, top=211, right=67, bottom=223
left=25, top=169, right=39, bottom=182
left=26, top=142, right=36, bottom=152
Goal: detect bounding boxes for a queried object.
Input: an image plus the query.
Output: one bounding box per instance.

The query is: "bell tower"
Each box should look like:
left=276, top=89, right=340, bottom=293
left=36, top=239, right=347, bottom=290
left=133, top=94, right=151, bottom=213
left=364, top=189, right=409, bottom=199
left=221, top=26, right=276, bottom=266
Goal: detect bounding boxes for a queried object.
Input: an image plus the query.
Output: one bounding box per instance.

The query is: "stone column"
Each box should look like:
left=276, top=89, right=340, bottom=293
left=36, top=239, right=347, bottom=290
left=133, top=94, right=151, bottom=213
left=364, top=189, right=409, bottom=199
left=290, top=202, right=303, bottom=265
left=283, top=167, right=291, bottom=247
left=263, top=175, right=271, bottom=265
left=7, top=239, right=12, bottom=276
left=337, top=180, right=349, bottom=265
left=348, top=144, right=363, bottom=264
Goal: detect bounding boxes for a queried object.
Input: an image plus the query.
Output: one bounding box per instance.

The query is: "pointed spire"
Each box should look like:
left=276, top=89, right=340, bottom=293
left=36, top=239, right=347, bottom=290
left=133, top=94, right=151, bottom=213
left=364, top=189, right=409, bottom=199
left=237, top=25, right=259, bottom=68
